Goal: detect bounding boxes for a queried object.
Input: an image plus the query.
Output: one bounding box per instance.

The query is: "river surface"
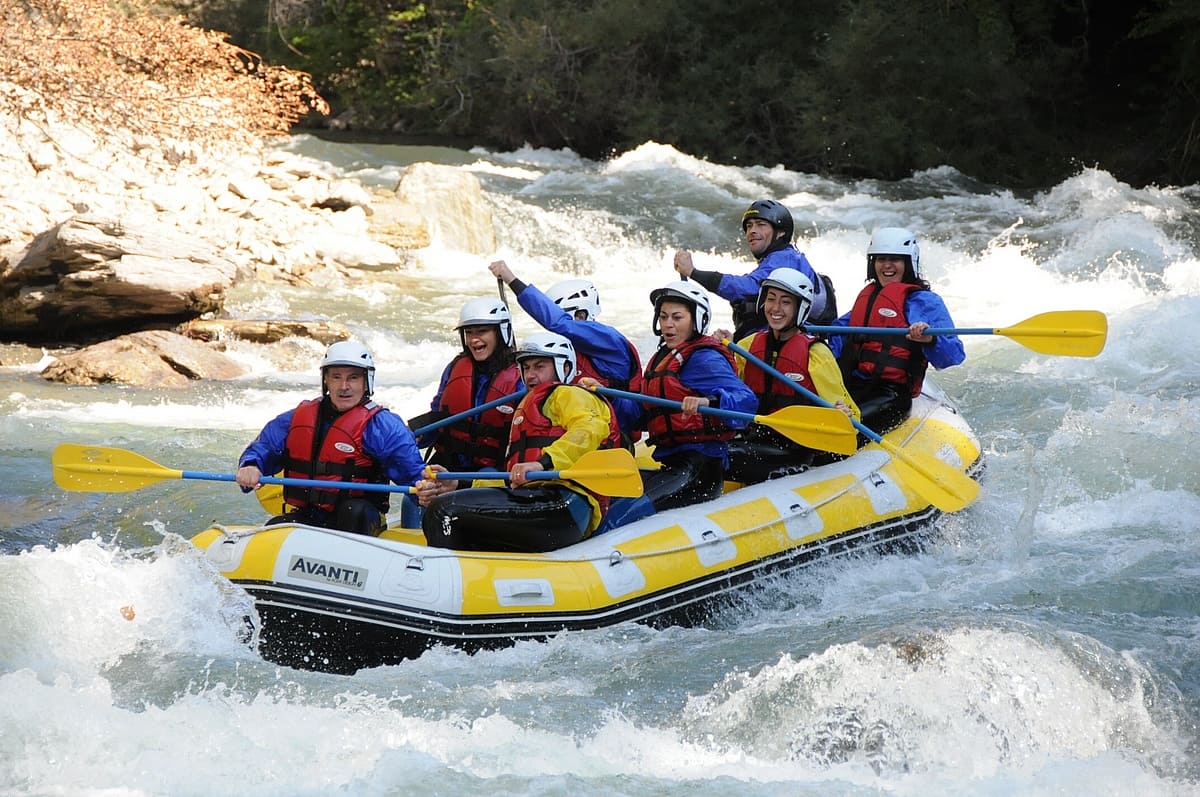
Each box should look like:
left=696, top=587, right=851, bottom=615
left=2, top=138, right=1199, bottom=795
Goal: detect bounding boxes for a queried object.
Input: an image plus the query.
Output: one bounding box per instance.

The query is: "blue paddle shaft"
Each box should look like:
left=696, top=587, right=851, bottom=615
left=411, top=389, right=527, bottom=436
left=182, top=470, right=414, bottom=494
left=593, top=385, right=756, bottom=425
left=805, top=324, right=975, bottom=336
left=723, top=339, right=881, bottom=444
left=434, top=470, right=561, bottom=483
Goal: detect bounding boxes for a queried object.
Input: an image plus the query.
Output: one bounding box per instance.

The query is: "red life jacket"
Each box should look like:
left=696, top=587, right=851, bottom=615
left=436, top=354, right=522, bottom=469
left=507, top=381, right=623, bottom=515
left=282, top=398, right=386, bottom=513
left=841, top=282, right=928, bottom=397
left=745, top=331, right=818, bottom=413
left=642, top=336, right=738, bottom=448
left=574, top=339, right=644, bottom=393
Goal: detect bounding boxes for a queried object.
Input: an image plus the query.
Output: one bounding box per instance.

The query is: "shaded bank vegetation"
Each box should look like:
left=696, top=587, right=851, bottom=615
left=0, top=0, right=327, bottom=151
left=26, top=0, right=1200, bottom=189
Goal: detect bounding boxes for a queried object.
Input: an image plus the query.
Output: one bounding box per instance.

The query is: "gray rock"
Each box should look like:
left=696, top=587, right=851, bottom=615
left=0, top=215, right=237, bottom=343
left=40, top=330, right=246, bottom=387
left=396, top=163, right=495, bottom=254
left=178, top=318, right=351, bottom=345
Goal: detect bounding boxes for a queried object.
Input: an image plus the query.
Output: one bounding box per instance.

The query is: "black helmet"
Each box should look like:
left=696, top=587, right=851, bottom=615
left=741, top=199, right=794, bottom=243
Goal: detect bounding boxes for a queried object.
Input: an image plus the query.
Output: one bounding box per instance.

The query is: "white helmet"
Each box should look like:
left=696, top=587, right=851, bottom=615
left=514, top=332, right=577, bottom=383
left=321, top=340, right=376, bottom=396
left=650, top=280, right=712, bottom=337
left=867, top=227, right=922, bottom=281
left=546, top=279, right=601, bottom=321
left=455, top=297, right=515, bottom=348
left=757, top=267, right=814, bottom=328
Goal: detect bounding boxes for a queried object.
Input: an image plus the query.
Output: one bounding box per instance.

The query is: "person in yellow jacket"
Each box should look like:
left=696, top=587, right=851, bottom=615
left=725, top=267, right=860, bottom=484
left=421, top=332, right=624, bottom=552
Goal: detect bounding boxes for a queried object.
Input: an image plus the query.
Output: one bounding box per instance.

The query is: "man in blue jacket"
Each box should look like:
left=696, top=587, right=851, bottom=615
left=672, top=198, right=835, bottom=340
left=235, top=341, right=442, bottom=535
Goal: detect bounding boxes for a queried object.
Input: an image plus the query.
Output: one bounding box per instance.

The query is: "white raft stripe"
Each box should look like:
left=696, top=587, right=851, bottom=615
left=243, top=505, right=941, bottom=641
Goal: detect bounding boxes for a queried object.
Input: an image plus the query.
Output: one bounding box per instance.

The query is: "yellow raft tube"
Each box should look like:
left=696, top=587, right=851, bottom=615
left=191, top=383, right=982, bottom=674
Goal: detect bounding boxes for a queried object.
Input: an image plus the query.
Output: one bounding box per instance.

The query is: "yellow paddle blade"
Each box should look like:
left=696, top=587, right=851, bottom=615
left=754, top=405, right=860, bottom=455
left=555, top=448, right=644, bottom=497
left=877, top=439, right=980, bottom=513
left=997, top=310, right=1108, bottom=357
left=255, top=481, right=286, bottom=516
left=52, top=443, right=181, bottom=492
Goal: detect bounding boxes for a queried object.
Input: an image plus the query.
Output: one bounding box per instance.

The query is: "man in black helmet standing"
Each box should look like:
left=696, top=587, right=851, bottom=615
left=673, top=199, right=835, bottom=341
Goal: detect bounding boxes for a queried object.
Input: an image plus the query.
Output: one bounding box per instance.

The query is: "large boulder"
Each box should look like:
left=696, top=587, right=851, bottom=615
left=178, top=318, right=351, bottom=345
left=396, top=163, right=495, bottom=253
left=40, top=330, right=246, bottom=387
left=0, top=214, right=237, bottom=344
left=367, top=188, right=431, bottom=252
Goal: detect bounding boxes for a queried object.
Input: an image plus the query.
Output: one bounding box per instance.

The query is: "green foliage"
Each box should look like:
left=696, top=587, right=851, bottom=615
left=1125, top=0, right=1200, bottom=181
left=406, top=0, right=1095, bottom=186
left=798, top=0, right=1088, bottom=184
left=164, top=0, right=1200, bottom=188
left=427, top=0, right=678, bottom=151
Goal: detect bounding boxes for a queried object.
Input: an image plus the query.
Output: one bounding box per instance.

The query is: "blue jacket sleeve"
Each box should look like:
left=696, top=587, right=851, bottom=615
left=517, top=284, right=636, bottom=381
left=679, top=348, right=758, bottom=430
left=906, top=291, right=966, bottom=370
left=363, top=409, right=429, bottom=486
left=717, top=248, right=818, bottom=303
left=826, top=309, right=852, bottom=358
left=238, top=409, right=295, bottom=476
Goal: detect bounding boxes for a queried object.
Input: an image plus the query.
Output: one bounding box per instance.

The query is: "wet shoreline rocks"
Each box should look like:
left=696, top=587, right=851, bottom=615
left=0, top=114, right=495, bottom=385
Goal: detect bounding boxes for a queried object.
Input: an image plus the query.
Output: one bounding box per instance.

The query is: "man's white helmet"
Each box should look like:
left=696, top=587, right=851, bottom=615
left=650, top=280, right=713, bottom=337
left=546, top=279, right=601, bottom=321
left=867, top=227, right=922, bottom=281
left=757, top=267, right=815, bottom=328
left=321, top=340, right=376, bottom=396
left=455, top=297, right=515, bottom=347
left=514, top=332, right=577, bottom=383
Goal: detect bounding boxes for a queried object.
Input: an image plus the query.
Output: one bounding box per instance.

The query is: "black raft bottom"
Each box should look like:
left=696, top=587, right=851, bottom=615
left=246, top=495, right=969, bottom=674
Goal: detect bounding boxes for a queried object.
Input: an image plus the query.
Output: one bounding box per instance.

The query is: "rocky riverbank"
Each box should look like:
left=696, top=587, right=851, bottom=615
left=0, top=112, right=495, bottom=383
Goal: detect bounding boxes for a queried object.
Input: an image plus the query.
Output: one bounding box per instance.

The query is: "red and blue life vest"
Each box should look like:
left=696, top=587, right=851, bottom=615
left=507, top=381, right=623, bottom=515
left=641, top=336, right=738, bottom=448
left=436, top=354, right=522, bottom=469
left=282, top=398, right=386, bottom=512
left=841, top=281, right=928, bottom=397
left=745, top=331, right=818, bottom=414
left=574, top=339, right=644, bottom=393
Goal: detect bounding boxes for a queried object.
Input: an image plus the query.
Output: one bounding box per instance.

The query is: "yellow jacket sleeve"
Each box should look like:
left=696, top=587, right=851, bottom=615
left=809, top=342, right=861, bottom=421
left=542, top=385, right=615, bottom=534
left=468, top=386, right=613, bottom=493
left=732, top=333, right=756, bottom=379
left=539, top=385, right=613, bottom=470
left=732, top=333, right=859, bottom=422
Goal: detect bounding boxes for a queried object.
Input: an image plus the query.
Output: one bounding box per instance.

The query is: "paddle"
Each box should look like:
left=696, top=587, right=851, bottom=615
left=246, top=392, right=529, bottom=515
left=52, top=443, right=427, bottom=495
left=497, top=273, right=510, bottom=307
left=591, top=384, right=858, bottom=455
left=804, top=309, right=1108, bottom=358
left=410, top=389, right=527, bottom=437
left=53, top=443, right=643, bottom=499
left=430, top=448, right=643, bottom=497
left=723, top=339, right=980, bottom=513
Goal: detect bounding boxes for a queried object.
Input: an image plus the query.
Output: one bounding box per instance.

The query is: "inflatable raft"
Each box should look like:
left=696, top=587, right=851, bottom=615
left=190, top=382, right=983, bottom=674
